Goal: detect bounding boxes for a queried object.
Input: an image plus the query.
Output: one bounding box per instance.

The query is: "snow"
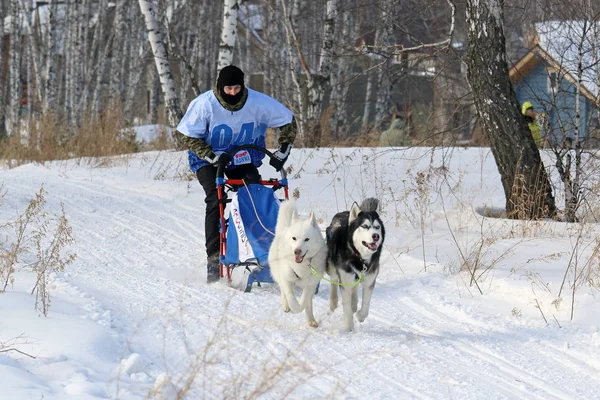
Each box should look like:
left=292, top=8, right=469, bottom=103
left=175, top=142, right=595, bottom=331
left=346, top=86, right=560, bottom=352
left=2, top=145, right=600, bottom=399
left=131, top=124, right=173, bottom=143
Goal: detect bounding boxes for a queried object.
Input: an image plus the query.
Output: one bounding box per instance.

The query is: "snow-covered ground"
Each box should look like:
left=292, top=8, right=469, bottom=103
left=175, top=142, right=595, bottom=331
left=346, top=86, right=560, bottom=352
left=1, top=146, right=600, bottom=399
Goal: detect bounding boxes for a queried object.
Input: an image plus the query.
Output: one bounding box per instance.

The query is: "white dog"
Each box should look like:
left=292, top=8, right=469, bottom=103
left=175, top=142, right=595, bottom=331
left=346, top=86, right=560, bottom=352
left=268, top=200, right=326, bottom=327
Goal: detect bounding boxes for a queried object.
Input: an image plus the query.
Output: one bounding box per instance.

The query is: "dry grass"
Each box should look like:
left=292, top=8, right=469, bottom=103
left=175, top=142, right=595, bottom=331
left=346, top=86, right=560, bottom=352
left=134, top=298, right=339, bottom=400
left=0, top=107, right=175, bottom=169
left=0, top=187, right=76, bottom=316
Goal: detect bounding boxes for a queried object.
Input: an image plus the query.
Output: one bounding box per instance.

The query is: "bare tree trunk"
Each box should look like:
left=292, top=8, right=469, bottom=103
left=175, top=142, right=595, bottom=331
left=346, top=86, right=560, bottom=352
left=7, top=0, right=22, bottom=136
left=91, top=32, right=114, bottom=119
left=177, top=7, right=192, bottom=102
left=138, top=0, right=183, bottom=129
left=362, top=58, right=375, bottom=129
left=24, top=46, right=32, bottom=121
left=465, top=0, right=556, bottom=219
left=282, top=0, right=339, bottom=147
left=282, top=0, right=306, bottom=142
left=594, top=19, right=600, bottom=111
left=362, top=4, right=386, bottom=130
left=124, top=50, right=146, bottom=125
left=122, top=5, right=142, bottom=124
left=63, top=1, right=75, bottom=124
left=217, top=0, right=240, bottom=71
left=306, top=0, right=338, bottom=145
left=150, top=68, right=160, bottom=123
left=0, top=12, right=4, bottom=130
left=564, top=20, right=589, bottom=222
left=374, top=0, right=395, bottom=125
left=243, top=6, right=251, bottom=72
left=331, top=6, right=353, bottom=138
left=272, top=0, right=288, bottom=101
left=197, top=27, right=210, bottom=92
left=43, top=0, right=58, bottom=114
left=174, top=2, right=203, bottom=102
left=73, top=0, right=89, bottom=123
left=264, top=1, right=275, bottom=96
left=109, top=0, right=125, bottom=106
left=199, top=2, right=221, bottom=92
left=90, top=0, right=110, bottom=119
left=20, top=0, right=43, bottom=110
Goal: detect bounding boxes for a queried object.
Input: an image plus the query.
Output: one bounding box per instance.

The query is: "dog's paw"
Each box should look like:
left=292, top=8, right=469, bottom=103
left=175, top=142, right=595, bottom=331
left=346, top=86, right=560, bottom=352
left=356, top=309, right=368, bottom=322
left=329, top=300, right=338, bottom=312
left=307, top=320, right=319, bottom=328
left=283, top=305, right=291, bottom=313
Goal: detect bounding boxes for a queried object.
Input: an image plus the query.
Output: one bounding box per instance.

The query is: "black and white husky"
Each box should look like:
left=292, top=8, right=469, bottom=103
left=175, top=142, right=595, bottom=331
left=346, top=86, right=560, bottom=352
left=326, top=198, right=385, bottom=332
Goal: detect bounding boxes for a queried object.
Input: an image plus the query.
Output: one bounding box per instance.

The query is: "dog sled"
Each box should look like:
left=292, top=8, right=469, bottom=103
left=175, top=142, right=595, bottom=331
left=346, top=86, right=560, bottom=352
left=216, top=144, right=289, bottom=292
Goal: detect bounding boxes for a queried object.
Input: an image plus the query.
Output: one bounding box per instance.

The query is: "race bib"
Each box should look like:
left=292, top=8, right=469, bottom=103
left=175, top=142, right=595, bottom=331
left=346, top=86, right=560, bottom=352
left=233, top=150, right=251, bottom=165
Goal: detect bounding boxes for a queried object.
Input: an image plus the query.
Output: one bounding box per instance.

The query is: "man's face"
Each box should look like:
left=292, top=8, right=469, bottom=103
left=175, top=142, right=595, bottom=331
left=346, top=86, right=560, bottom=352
left=223, top=85, right=241, bottom=96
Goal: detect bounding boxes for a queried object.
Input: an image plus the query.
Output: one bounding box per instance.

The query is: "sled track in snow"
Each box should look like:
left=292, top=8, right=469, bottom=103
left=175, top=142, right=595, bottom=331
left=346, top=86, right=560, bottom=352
left=6, top=172, right=600, bottom=399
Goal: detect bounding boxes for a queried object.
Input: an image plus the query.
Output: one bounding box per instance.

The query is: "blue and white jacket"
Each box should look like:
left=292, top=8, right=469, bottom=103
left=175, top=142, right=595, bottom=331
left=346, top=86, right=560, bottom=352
left=176, top=88, right=294, bottom=172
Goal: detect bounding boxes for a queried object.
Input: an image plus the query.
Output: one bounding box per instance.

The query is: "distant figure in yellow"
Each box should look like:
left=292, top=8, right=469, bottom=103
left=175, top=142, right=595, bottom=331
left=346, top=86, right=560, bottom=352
left=522, top=101, right=544, bottom=147
left=379, top=114, right=409, bottom=147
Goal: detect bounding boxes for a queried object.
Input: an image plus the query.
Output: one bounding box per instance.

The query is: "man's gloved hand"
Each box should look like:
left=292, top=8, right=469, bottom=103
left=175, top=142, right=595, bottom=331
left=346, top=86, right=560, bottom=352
left=203, top=151, right=219, bottom=165
left=217, top=152, right=232, bottom=167
left=204, top=152, right=231, bottom=167
left=269, top=143, right=291, bottom=172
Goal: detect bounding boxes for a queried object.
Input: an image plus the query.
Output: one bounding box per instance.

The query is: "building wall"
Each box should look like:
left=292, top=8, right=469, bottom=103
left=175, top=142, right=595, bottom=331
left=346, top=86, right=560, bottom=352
left=514, top=60, right=593, bottom=146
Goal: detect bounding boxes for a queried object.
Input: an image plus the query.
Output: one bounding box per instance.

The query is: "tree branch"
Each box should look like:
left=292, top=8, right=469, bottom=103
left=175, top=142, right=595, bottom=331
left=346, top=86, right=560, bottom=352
left=362, top=0, right=456, bottom=56
left=0, top=347, right=36, bottom=359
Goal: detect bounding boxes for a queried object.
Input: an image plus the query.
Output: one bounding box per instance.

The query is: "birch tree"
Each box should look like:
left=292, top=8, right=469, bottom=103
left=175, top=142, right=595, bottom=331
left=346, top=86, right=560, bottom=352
left=19, top=0, right=43, bottom=112
left=309, top=0, right=338, bottom=144
left=0, top=2, right=4, bottom=131
left=373, top=0, right=395, bottom=125
left=7, top=0, right=22, bottom=136
left=63, top=1, right=74, bottom=123
left=217, top=0, right=241, bottom=71
left=331, top=6, right=355, bottom=136
left=90, top=0, right=111, bottom=119
left=138, top=0, right=183, bottom=128
left=43, top=0, right=58, bottom=115
left=110, top=0, right=126, bottom=106
left=281, top=0, right=305, bottom=138
left=73, top=0, right=88, bottom=123
left=282, top=0, right=339, bottom=146
left=361, top=9, right=384, bottom=130
left=123, top=6, right=145, bottom=122
left=173, top=3, right=202, bottom=101
left=465, top=0, right=556, bottom=219
left=199, top=3, right=222, bottom=92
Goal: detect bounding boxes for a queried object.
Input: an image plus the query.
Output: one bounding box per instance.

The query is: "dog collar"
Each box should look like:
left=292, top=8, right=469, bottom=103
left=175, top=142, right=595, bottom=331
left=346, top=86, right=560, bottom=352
left=292, top=256, right=314, bottom=280
left=350, top=246, right=370, bottom=272
left=350, top=256, right=369, bottom=280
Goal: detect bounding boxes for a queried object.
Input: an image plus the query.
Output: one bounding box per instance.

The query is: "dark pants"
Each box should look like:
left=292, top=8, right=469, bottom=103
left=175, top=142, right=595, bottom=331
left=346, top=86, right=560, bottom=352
left=196, top=164, right=260, bottom=266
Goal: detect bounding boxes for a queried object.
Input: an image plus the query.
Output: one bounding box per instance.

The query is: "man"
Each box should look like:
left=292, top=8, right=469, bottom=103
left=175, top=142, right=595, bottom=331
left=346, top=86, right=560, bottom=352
left=176, top=65, right=297, bottom=283
left=522, top=101, right=544, bottom=147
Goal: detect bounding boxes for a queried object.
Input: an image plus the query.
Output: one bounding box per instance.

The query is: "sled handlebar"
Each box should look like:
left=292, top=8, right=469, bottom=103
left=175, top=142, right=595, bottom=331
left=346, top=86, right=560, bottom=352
left=215, top=144, right=287, bottom=180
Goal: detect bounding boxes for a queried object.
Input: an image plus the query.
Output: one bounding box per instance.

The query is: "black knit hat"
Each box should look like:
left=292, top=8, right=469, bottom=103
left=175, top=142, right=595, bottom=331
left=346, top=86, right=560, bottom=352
left=216, top=65, right=245, bottom=106
left=217, top=65, right=245, bottom=90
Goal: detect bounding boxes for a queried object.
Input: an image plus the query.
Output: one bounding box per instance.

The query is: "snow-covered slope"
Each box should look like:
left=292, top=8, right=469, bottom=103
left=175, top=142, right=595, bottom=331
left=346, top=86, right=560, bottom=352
left=1, top=147, right=599, bottom=399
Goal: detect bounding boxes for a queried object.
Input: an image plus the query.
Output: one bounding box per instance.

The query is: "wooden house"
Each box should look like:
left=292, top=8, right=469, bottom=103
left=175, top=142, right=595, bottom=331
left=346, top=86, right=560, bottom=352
left=510, top=21, right=600, bottom=147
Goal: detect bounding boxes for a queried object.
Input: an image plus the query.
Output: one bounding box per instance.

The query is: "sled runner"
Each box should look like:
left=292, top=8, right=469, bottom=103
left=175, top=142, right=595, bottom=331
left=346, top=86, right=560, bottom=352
left=216, top=144, right=289, bottom=292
